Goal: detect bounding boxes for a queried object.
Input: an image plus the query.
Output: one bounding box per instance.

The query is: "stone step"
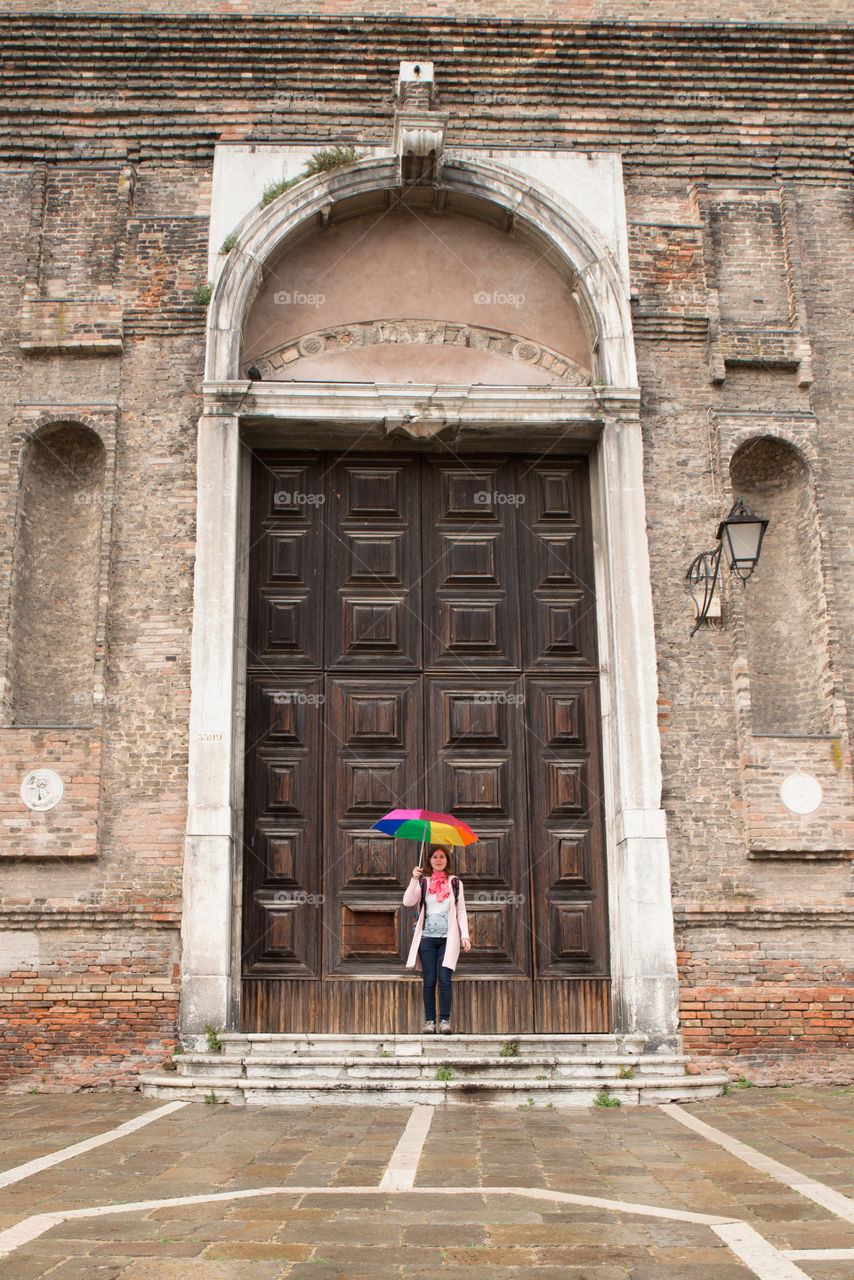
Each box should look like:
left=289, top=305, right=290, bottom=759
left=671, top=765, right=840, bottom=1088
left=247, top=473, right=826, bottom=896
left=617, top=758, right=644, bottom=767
left=215, top=1033, right=651, bottom=1060
left=139, top=1071, right=728, bottom=1108
left=145, top=1032, right=725, bottom=1107
left=172, top=1052, right=690, bottom=1082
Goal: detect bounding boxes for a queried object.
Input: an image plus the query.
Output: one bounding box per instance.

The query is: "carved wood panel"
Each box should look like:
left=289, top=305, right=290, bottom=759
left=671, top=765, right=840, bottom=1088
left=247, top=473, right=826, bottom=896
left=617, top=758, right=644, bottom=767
left=525, top=677, right=609, bottom=979
left=241, top=675, right=324, bottom=977
left=518, top=458, right=598, bottom=671
left=324, top=676, right=422, bottom=976
left=247, top=454, right=325, bottom=670
left=242, top=450, right=610, bottom=1034
left=427, top=678, right=530, bottom=976
left=422, top=457, right=521, bottom=670
left=326, top=458, right=421, bottom=670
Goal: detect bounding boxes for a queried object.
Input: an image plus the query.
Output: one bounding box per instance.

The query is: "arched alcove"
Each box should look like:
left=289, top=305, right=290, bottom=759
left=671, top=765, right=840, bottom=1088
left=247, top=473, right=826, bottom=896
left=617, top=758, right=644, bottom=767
left=241, top=208, right=593, bottom=386
left=208, top=155, right=637, bottom=389
left=9, top=423, right=106, bottom=725
left=730, top=436, right=831, bottom=735
left=183, top=151, right=680, bottom=1048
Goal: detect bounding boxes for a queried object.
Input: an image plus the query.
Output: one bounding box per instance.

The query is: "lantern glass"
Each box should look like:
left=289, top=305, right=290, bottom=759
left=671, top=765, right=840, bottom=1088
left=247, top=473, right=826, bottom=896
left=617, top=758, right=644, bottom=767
left=718, top=503, right=768, bottom=581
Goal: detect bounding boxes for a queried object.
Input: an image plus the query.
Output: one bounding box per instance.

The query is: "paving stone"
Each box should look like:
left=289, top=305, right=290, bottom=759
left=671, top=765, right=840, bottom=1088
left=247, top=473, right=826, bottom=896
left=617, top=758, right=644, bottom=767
left=403, top=1223, right=488, bottom=1246
left=0, top=1254, right=79, bottom=1280
left=629, top=1267, right=756, bottom=1279
left=200, top=1240, right=312, bottom=1259
left=91, top=1242, right=206, bottom=1256
left=134, top=1216, right=249, bottom=1240
left=540, top=1206, right=633, bottom=1223
left=644, top=1221, right=725, bottom=1246
left=1, top=1091, right=853, bottom=1280
left=117, top=1261, right=285, bottom=1279
left=299, top=1192, right=398, bottom=1210
left=535, top=1243, right=654, bottom=1264
left=486, top=1269, right=630, bottom=1280
left=763, top=1223, right=854, bottom=1248
left=267, top=1216, right=403, bottom=1245
left=799, top=1265, right=854, bottom=1280
left=444, top=1244, right=540, bottom=1265
left=490, top=1221, right=654, bottom=1246
left=300, top=1243, right=423, bottom=1274
left=34, top=1263, right=124, bottom=1280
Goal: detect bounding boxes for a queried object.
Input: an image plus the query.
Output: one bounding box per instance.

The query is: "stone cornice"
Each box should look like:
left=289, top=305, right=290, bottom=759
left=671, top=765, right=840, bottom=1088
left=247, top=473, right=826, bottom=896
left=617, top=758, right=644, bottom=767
left=674, top=906, right=854, bottom=929
left=0, top=909, right=180, bottom=931
left=203, top=381, right=640, bottom=431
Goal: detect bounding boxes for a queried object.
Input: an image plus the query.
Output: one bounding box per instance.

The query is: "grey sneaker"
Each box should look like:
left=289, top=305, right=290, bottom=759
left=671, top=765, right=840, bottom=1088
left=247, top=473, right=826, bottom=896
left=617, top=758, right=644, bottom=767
left=422, top=1020, right=436, bottom=1034
left=438, top=1020, right=452, bottom=1035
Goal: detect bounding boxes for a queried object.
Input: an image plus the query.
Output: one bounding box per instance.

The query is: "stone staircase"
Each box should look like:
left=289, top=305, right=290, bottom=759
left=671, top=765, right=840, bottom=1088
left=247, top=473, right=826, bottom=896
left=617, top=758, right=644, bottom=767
left=139, top=1034, right=728, bottom=1107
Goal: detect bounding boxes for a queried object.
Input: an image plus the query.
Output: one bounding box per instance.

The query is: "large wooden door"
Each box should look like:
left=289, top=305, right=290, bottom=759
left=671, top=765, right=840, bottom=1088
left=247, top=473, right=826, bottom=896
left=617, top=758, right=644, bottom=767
left=241, top=450, right=610, bottom=1033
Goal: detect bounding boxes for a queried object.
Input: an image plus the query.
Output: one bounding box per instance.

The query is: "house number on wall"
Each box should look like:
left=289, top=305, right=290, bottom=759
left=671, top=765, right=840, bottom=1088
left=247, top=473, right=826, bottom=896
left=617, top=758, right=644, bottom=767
left=20, top=769, right=64, bottom=811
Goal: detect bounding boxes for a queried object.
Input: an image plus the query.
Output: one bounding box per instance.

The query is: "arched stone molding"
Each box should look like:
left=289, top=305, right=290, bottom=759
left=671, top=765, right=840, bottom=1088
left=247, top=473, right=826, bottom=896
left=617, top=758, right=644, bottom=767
left=248, top=319, right=592, bottom=387
left=205, top=154, right=638, bottom=390
left=182, top=154, right=678, bottom=1048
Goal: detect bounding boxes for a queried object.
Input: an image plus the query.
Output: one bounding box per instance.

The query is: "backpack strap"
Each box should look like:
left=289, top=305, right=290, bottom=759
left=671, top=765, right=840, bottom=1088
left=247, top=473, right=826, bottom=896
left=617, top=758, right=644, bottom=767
left=420, top=876, right=460, bottom=903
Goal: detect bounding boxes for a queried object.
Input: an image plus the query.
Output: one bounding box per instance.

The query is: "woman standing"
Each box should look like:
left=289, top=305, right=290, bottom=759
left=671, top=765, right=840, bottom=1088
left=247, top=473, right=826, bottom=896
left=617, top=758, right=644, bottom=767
left=404, top=844, right=471, bottom=1034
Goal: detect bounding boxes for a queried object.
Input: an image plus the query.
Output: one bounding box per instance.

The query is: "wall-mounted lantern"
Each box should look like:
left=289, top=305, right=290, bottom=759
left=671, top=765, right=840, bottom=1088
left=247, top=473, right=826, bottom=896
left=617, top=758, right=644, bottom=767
left=686, top=498, right=769, bottom=636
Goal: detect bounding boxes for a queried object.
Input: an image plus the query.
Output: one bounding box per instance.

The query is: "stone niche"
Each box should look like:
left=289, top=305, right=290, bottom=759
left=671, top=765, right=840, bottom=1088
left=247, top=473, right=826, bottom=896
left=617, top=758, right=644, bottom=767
left=240, top=206, right=594, bottom=387
left=718, top=419, right=854, bottom=861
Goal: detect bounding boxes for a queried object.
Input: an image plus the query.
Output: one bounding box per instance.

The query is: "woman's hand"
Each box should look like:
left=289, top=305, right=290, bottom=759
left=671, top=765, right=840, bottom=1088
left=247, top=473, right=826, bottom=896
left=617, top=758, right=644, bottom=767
left=462, top=938, right=472, bottom=951
left=412, top=866, right=424, bottom=880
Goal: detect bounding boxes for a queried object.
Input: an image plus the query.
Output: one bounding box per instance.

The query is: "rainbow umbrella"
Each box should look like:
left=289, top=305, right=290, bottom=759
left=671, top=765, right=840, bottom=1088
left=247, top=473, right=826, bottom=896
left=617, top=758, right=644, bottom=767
left=372, top=808, right=478, bottom=868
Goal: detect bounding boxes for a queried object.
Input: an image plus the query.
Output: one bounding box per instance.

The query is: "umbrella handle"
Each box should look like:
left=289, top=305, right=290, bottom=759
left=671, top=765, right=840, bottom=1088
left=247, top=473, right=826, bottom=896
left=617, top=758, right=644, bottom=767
left=418, top=832, right=426, bottom=869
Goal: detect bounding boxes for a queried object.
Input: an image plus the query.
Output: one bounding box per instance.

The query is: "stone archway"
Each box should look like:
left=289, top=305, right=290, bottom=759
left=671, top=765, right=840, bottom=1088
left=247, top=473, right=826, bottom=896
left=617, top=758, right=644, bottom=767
left=180, top=152, right=679, bottom=1052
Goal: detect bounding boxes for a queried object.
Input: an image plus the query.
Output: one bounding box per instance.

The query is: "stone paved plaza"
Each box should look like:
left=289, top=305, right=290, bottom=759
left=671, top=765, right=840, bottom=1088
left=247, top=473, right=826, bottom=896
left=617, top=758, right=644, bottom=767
left=0, top=1085, right=852, bottom=1279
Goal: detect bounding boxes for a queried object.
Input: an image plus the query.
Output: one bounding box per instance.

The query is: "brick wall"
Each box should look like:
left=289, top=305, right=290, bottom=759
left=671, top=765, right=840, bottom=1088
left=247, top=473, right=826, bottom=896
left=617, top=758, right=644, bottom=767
left=675, top=919, right=853, bottom=1083
left=1, top=18, right=852, bottom=179
left=0, top=920, right=179, bottom=1089
left=0, top=18, right=852, bottom=1089
left=637, top=179, right=854, bottom=1082
left=0, top=152, right=202, bottom=1086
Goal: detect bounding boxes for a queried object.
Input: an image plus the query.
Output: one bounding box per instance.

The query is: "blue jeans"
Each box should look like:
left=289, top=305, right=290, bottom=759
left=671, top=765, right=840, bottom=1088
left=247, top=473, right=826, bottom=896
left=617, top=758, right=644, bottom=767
left=419, top=936, right=453, bottom=1022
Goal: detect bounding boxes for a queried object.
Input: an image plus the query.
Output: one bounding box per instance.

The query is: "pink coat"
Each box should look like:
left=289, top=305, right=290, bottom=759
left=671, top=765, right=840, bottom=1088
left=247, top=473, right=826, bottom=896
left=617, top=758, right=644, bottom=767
left=404, top=876, right=470, bottom=971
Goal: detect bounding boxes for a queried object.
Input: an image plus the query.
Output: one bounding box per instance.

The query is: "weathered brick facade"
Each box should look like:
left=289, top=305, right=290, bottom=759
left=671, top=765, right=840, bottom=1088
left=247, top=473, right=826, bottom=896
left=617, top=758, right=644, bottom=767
left=0, top=11, right=851, bottom=1089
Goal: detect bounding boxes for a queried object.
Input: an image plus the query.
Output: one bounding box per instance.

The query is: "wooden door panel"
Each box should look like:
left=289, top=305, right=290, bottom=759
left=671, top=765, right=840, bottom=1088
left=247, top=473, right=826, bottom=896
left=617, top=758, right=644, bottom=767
left=422, top=458, right=520, bottom=670
left=518, top=460, right=598, bottom=671
left=326, top=458, right=421, bottom=670
left=427, top=678, right=530, bottom=977
left=325, top=676, right=422, bottom=977
left=525, top=677, right=609, bottom=980
left=242, top=675, right=323, bottom=978
left=242, top=449, right=610, bottom=1035
left=247, top=456, right=325, bottom=671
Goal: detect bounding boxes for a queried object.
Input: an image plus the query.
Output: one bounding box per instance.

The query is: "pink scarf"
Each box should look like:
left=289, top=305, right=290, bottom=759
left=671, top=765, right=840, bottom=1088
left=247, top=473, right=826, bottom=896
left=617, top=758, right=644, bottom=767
left=427, top=870, right=451, bottom=903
